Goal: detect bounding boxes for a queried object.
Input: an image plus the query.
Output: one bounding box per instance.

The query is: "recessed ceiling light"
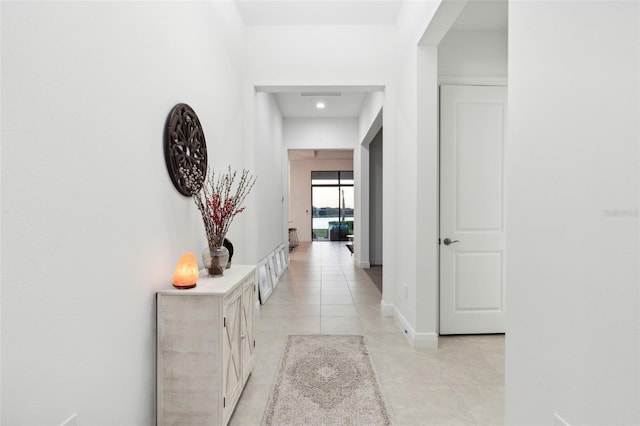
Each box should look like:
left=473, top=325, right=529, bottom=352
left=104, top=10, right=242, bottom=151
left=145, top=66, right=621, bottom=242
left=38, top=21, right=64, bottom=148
left=316, top=102, right=325, bottom=109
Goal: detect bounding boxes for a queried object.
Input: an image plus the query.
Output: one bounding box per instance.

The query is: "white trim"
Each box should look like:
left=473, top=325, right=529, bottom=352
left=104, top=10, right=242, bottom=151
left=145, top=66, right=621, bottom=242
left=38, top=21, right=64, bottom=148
left=413, top=332, right=438, bottom=349
left=392, top=307, right=415, bottom=346
left=391, top=306, right=439, bottom=349
left=358, top=260, right=370, bottom=268
left=60, top=413, right=78, bottom=426
left=438, top=75, right=508, bottom=86
left=380, top=299, right=393, bottom=317
left=553, top=413, right=571, bottom=426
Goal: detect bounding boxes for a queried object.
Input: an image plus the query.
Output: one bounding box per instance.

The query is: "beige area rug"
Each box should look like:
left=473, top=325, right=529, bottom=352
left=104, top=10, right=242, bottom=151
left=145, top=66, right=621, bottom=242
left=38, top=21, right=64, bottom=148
left=262, top=335, right=393, bottom=426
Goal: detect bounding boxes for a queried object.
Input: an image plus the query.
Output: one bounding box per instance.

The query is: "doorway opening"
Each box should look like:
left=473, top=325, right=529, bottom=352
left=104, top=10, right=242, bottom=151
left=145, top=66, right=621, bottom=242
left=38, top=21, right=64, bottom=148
left=429, top=0, right=508, bottom=336
left=311, top=171, right=354, bottom=241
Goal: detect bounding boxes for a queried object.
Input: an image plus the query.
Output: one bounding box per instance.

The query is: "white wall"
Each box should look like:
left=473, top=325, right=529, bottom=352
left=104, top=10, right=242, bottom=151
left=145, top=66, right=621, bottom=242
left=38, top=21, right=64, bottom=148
left=246, top=26, right=394, bottom=87
left=284, top=118, right=358, bottom=150
left=245, top=92, right=285, bottom=261
left=387, top=1, right=441, bottom=347
left=288, top=157, right=354, bottom=242
left=1, top=2, right=246, bottom=424
left=353, top=140, right=370, bottom=267
left=369, top=129, right=383, bottom=265
left=505, top=1, right=639, bottom=424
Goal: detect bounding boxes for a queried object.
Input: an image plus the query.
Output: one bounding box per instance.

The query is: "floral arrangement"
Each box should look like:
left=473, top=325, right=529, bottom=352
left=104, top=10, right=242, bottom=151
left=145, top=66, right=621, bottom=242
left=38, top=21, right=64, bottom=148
left=180, top=165, right=256, bottom=250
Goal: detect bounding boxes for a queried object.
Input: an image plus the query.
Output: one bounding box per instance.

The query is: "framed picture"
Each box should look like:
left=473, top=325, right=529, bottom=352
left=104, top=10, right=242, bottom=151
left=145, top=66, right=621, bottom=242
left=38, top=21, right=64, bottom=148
left=257, top=260, right=273, bottom=304
left=275, top=249, right=283, bottom=276
left=278, top=245, right=288, bottom=269
left=268, top=253, right=278, bottom=287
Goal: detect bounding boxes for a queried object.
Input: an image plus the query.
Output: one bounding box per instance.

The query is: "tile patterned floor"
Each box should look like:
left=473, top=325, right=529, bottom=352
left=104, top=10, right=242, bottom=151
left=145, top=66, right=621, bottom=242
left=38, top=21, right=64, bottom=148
left=229, top=242, right=504, bottom=426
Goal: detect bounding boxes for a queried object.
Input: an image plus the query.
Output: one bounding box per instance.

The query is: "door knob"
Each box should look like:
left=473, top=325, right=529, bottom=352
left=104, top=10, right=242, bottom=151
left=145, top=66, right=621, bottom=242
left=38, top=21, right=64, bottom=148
left=443, top=238, right=460, bottom=246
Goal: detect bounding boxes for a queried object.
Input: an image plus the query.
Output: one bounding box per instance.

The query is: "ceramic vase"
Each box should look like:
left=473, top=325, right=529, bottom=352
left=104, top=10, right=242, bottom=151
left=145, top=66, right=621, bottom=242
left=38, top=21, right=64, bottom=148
left=202, top=245, right=229, bottom=276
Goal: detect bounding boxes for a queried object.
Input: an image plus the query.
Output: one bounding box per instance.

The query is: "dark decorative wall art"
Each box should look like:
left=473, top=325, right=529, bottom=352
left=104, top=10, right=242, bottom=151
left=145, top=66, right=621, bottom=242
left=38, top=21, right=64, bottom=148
left=164, top=103, right=208, bottom=196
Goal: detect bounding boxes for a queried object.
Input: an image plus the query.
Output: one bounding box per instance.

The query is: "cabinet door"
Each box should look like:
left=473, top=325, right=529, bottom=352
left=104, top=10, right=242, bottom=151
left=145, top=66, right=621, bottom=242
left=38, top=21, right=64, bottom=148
left=222, top=287, right=243, bottom=423
left=241, top=278, right=255, bottom=383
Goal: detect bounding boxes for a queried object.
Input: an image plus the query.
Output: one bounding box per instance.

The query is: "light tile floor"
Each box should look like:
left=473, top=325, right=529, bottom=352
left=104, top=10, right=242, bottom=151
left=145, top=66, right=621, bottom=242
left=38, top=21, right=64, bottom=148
left=229, top=242, right=504, bottom=426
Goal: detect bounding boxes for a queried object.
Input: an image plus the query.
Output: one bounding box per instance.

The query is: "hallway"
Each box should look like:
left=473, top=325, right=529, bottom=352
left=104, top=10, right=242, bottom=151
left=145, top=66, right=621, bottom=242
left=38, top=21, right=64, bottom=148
left=230, top=242, right=504, bottom=425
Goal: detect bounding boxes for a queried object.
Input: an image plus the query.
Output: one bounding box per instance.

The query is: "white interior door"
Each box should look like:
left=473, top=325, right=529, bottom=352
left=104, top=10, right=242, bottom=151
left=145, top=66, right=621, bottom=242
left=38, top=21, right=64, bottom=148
left=440, top=85, right=507, bottom=335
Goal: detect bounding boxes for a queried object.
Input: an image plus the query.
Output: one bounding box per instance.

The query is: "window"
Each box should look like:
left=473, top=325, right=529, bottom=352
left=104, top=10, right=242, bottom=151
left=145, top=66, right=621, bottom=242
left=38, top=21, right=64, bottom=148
left=311, top=171, right=354, bottom=241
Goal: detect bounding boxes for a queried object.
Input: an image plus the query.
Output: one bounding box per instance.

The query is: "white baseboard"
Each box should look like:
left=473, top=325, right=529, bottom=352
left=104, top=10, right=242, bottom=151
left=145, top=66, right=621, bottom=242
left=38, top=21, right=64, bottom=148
left=392, top=308, right=414, bottom=345
left=380, top=299, right=393, bottom=316
left=358, top=260, right=370, bottom=268
left=414, top=332, right=438, bottom=349
left=392, top=306, right=438, bottom=349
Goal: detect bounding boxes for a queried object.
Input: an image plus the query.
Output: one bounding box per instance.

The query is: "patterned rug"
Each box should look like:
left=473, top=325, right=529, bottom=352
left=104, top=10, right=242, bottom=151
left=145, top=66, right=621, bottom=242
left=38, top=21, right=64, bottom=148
left=262, top=335, right=393, bottom=425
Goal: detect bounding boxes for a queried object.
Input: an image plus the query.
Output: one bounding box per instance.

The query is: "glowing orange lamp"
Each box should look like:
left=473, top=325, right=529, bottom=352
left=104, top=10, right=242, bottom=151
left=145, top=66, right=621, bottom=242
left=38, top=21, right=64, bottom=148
left=173, top=252, right=199, bottom=289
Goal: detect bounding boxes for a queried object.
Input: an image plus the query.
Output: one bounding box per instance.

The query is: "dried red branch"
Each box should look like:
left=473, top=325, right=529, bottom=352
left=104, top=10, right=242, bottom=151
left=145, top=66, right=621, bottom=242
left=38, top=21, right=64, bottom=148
left=180, top=165, right=257, bottom=250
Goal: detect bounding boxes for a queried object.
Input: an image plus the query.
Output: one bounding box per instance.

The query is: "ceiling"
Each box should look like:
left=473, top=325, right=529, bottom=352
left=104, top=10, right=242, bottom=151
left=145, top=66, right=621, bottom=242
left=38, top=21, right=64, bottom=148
left=274, top=92, right=368, bottom=119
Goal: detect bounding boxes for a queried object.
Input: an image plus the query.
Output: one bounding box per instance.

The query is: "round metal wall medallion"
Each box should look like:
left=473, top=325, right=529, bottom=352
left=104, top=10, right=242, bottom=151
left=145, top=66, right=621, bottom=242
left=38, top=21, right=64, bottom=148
left=164, top=103, right=208, bottom=196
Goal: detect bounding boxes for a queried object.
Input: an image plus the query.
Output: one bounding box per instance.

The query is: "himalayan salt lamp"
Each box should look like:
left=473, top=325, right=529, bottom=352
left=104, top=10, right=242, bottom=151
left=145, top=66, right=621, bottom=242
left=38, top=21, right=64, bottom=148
left=172, top=252, right=199, bottom=289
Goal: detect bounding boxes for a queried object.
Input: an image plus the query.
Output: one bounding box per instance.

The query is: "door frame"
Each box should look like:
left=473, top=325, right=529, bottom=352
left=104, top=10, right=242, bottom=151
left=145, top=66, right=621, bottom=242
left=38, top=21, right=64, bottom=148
left=438, top=82, right=508, bottom=335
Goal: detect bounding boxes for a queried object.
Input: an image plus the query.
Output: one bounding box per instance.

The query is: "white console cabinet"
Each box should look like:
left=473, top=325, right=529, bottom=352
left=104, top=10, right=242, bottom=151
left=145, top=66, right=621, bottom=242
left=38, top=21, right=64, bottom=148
left=157, top=265, right=256, bottom=425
